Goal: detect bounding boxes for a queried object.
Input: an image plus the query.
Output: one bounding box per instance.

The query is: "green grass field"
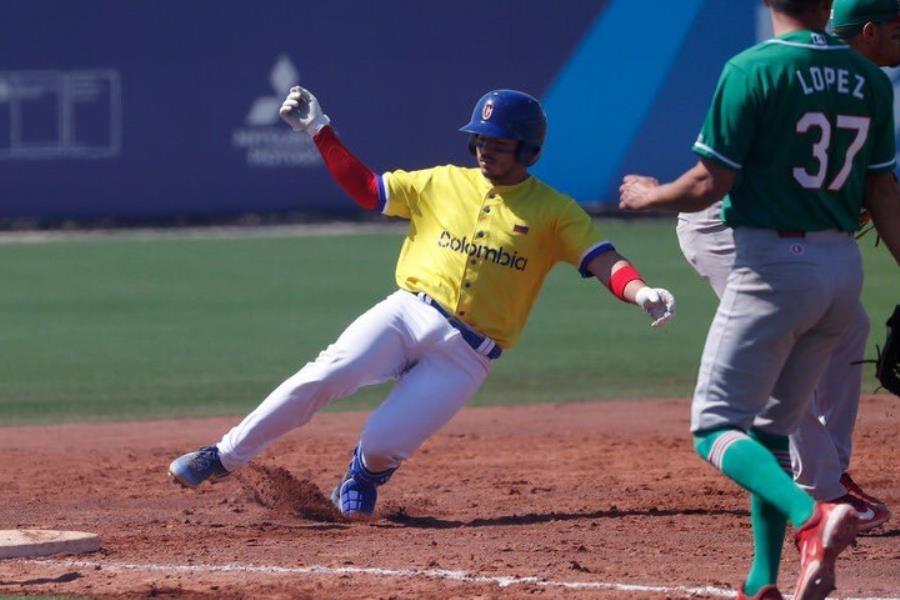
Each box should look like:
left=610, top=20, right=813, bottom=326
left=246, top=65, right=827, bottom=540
left=0, top=220, right=896, bottom=425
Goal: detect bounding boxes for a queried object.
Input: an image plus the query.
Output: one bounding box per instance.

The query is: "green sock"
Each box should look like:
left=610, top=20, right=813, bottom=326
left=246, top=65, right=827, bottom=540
left=743, top=430, right=789, bottom=596
left=743, top=492, right=787, bottom=595
left=694, top=428, right=814, bottom=528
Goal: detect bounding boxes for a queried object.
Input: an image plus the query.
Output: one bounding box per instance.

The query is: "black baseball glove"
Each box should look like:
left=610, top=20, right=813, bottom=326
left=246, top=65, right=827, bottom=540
left=866, top=305, right=900, bottom=396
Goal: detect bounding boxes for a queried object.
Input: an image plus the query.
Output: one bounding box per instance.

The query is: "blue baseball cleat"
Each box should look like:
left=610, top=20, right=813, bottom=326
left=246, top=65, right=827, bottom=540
left=169, top=445, right=230, bottom=488
left=331, top=446, right=396, bottom=520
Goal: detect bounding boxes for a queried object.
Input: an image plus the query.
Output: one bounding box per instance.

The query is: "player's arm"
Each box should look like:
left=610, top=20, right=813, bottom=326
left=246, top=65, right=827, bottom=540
left=618, top=158, right=736, bottom=213
left=586, top=250, right=676, bottom=328
left=279, top=86, right=382, bottom=211
left=864, top=170, right=900, bottom=264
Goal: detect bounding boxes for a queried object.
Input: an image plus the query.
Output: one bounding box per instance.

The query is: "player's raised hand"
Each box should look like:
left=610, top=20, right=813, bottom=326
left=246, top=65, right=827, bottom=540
left=618, top=175, right=659, bottom=211
left=279, top=86, right=331, bottom=135
left=634, top=287, right=675, bottom=328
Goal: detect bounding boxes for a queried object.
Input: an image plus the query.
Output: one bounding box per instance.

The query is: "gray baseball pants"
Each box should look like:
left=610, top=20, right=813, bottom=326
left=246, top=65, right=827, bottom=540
left=678, top=211, right=867, bottom=501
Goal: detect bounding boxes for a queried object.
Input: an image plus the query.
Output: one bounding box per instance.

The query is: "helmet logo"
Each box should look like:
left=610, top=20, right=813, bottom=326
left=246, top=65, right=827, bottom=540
left=482, top=102, right=494, bottom=120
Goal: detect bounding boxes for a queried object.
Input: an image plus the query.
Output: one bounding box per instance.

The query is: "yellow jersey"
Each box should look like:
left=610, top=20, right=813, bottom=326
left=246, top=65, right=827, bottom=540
left=379, top=165, right=610, bottom=349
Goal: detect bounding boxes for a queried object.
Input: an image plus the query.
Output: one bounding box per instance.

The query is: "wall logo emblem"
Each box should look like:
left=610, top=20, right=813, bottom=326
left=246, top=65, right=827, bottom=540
left=231, top=55, right=321, bottom=168
left=0, top=69, right=122, bottom=161
left=482, top=103, right=494, bottom=120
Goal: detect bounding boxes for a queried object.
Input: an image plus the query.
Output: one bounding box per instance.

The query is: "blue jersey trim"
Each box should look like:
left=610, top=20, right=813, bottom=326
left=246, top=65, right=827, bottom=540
left=376, top=174, right=388, bottom=213
left=578, top=241, right=615, bottom=277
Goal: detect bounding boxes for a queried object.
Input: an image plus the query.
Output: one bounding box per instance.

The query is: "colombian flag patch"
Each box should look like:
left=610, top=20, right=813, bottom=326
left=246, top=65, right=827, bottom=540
left=513, top=224, right=529, bottom=234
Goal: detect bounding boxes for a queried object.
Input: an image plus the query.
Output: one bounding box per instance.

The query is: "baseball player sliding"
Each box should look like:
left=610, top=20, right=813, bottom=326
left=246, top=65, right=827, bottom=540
left=620, top=0, right=900, bottom=598
left=169, top=88, right=676, bottom=520
left=676, top=0, right=900, bottom=533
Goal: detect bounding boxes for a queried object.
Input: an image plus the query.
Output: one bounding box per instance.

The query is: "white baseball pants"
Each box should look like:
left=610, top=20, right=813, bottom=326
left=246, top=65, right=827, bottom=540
left=216, top=290, right=491, bottom=473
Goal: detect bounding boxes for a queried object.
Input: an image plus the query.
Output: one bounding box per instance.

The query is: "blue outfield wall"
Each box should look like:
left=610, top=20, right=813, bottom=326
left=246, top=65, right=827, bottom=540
left=4, top=1, right=893, bottom=221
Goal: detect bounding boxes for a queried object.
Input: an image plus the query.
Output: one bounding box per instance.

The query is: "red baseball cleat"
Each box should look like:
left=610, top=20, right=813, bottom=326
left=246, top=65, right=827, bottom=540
left=793, top=502, right=859, bottom=600
left=840, top=473, right=891, bottom=531
left=832, top=493, right=891, bottom=531
left=737, top=583, right=784, bottom=599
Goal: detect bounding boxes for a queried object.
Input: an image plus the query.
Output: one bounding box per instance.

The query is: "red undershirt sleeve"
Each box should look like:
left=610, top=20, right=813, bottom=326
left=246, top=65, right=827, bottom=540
left=313, top=126, right=383, bottom=211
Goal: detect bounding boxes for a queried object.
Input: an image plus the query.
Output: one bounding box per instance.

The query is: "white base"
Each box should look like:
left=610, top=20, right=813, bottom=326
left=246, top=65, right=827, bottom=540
left=0, top=529, right=101, bottom=559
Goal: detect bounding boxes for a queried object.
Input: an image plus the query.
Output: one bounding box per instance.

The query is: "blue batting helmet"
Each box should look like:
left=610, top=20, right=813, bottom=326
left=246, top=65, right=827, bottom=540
left=459, top=89, right=547, bottom=167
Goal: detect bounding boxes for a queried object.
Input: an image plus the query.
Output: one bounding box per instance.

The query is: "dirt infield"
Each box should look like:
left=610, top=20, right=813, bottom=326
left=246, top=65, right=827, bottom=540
left=1, top=397, right=898, bottom=599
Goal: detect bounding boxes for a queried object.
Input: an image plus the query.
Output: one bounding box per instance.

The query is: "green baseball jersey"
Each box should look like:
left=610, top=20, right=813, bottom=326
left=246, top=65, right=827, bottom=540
left=693, top=30, right=896, bottom=232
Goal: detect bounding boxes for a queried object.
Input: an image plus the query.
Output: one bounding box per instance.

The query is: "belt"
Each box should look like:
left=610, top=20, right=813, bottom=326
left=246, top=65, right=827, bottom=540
left=411, top=292, right=502, bottom=360
left=776, top=230, right=853, bottom=238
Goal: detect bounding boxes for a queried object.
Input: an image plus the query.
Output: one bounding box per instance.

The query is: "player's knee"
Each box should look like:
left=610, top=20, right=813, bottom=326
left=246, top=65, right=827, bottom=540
left=692, top=427, right=744, bottom=462
left=301, top=350, right=368, bottom=392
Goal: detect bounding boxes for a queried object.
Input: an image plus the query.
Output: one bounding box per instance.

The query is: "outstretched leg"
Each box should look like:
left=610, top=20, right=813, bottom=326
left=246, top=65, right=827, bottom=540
left=170, top=292, right=416, bottom=486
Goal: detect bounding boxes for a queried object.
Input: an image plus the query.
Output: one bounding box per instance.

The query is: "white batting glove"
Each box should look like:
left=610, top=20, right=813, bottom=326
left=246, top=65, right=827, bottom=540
left=634, top=287, right=676, bottom=328
left=279, top=85, right=331, bottom=136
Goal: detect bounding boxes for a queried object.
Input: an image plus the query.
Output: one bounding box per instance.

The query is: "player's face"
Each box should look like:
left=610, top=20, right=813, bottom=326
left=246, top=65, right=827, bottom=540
left=872, top=17, right=900, bottom=67
left=474, top=135, right=526, bottom=184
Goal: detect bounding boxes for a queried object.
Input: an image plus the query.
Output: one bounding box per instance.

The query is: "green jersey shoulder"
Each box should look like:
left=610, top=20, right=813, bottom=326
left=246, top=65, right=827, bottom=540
left=729, top=31, right=891, bottom=105
left=693, top=30, right=896, bottom=232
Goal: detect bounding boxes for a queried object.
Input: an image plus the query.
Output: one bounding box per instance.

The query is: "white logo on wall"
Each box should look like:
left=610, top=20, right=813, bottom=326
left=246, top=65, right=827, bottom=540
left=0, top=69, right=122, bottom=160
left=232, top=55, right=321, bottom=168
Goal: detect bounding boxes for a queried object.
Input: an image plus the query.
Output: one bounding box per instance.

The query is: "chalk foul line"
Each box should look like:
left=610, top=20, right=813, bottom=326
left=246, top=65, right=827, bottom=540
left=24, top=558, right=900, bottom=600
